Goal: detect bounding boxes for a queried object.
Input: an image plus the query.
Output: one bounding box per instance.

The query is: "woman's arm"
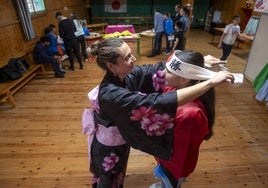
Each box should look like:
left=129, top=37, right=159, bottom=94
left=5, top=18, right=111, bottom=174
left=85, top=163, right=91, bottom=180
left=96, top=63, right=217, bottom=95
left=176, top=71, right=234, bottom=105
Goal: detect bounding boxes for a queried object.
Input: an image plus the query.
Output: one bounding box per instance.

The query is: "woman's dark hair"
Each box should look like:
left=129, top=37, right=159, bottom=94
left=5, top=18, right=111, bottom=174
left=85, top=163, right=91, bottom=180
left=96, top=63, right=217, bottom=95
left=90, top=38, right=124, bottom=71
left=176, top=50, right=215, bottom=140
left=183, top=6, right=190, bottom=16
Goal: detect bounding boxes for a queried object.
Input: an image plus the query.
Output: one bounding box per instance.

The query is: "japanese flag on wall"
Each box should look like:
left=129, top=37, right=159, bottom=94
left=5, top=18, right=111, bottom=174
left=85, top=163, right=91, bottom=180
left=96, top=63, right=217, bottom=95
left=105, top=0, right=127, bottom=13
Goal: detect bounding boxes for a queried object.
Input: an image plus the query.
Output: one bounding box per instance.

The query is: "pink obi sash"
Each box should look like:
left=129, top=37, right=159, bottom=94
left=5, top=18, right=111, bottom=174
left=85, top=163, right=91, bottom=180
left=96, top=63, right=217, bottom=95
left=82, top=85, right=126, bottom=162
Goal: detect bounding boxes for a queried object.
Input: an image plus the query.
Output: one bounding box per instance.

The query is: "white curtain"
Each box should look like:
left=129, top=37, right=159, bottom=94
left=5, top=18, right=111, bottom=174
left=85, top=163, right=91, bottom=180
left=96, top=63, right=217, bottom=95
left=16, top=0, right=36, bottom=40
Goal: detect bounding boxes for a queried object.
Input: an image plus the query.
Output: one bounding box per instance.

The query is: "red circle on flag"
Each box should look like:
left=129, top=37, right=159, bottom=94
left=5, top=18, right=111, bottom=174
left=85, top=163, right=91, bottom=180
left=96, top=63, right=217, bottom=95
left=112, top=1, right=121, bottom=10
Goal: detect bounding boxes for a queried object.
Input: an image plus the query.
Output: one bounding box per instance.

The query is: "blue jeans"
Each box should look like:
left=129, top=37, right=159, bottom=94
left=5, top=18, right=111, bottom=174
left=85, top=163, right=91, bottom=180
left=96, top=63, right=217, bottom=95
left=220, top=42, right=233, bottom=61
left=152, top=31, right=164, bottom=55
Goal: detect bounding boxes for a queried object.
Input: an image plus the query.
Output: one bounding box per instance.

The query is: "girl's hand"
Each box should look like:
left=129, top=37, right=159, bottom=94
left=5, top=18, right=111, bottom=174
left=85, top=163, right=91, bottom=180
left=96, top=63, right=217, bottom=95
left=210, top=71, right=234, bottom=85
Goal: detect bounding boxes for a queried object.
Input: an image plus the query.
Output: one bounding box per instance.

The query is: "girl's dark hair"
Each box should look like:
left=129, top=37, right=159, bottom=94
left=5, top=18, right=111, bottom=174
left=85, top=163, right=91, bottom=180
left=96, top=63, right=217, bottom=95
left=90, top=38, right=124, bottom=70
left=176, top=50, right=215, bottom=140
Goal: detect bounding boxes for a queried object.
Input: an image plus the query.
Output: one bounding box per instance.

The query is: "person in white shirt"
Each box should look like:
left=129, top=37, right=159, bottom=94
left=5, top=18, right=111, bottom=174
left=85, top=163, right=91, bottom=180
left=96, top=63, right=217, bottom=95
left=70, top=12, right=88, bottom=61
left=218, top=15, right=241, bottom=61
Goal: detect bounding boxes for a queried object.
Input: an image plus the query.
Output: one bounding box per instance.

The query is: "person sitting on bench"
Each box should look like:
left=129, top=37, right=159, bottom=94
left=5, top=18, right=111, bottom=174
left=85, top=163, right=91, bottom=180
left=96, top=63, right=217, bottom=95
left=33, top=35, right=65, bottom=78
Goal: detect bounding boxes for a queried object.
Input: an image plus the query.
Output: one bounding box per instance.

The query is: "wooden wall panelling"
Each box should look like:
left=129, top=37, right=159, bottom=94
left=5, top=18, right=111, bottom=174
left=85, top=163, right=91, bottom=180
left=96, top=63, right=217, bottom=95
left=0, top=0, right=89, bottom=67
left=0, top=28, right=12, bottom=63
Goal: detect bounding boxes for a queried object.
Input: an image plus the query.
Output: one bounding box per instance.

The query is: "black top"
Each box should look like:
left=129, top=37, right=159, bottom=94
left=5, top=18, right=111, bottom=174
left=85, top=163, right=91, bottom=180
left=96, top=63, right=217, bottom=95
left=58, top=18, right=76, bottom=41
left=96, top=63, right=178, bottom=160
left=174, top=30, right=184, bottom=51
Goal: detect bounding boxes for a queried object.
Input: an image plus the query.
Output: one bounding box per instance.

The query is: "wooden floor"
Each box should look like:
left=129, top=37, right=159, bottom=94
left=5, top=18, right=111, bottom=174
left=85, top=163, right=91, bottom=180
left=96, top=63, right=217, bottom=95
left=0, top=29, right=267, bottom=188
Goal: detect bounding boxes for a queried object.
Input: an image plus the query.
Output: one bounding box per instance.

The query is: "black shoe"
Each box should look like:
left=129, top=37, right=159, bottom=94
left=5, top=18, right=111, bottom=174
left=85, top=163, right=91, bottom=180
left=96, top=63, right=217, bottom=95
left=55, top=73, right=65, bottom=78
left=60, top=70, right=66, bottom=74
left=147, top=53, right=155, bottom=58
left=156, top=51, right=161, bottom=55
left=79, top=64, right=84, bottom=69
left=68, top=66, right=75, bottom=71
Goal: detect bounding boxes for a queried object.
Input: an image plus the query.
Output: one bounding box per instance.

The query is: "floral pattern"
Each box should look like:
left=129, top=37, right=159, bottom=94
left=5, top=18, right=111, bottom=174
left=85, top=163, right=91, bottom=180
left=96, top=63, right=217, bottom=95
left=102, top=153, right=119, bottom=172
left=152, top=70, right=166, bottom=91
left=130, top=106, right=174, bottom=136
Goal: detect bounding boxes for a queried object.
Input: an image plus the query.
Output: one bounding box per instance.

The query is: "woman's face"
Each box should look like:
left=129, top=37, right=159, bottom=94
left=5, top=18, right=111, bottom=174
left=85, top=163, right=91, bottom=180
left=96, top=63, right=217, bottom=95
left=164, top=68, right=189, bottom=89
left=111, top=42, right=136, bottom=79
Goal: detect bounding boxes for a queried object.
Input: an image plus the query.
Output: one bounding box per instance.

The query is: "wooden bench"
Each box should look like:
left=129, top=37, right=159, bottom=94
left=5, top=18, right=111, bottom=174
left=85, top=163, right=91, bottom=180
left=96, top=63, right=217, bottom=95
left=0, top=51, right=46, bottom=107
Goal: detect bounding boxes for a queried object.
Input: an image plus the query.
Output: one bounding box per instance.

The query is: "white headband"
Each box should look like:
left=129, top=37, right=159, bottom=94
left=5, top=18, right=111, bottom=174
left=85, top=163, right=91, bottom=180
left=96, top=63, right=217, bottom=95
left=166, top=51, right=244, bottom=84
left=166, top=52, right=216, bottom=80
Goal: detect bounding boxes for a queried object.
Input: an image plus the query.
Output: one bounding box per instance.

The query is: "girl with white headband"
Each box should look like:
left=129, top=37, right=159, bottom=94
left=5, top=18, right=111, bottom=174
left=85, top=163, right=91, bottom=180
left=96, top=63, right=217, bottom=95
left=82, top=38, right=234, bottom=188
left=151, top=50, right=219, bottom=188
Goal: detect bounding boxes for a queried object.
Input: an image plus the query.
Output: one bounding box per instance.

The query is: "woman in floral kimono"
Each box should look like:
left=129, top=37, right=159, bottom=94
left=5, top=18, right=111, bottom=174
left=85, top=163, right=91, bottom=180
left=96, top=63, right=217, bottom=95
left=84, top=38, right=234, bottom=188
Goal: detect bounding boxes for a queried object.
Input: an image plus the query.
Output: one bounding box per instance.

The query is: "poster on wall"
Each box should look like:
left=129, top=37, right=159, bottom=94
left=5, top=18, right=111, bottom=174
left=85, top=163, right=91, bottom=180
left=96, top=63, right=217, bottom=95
left=105, top=0, right=127, bottom=13
left=254, top=0, right=268, bottom=13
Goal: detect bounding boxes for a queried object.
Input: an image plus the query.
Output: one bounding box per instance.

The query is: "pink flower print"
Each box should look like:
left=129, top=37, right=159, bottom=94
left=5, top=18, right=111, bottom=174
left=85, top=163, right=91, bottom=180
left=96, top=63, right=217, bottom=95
left=130, top=106, right=174, bottom=136
left=102, top=153, right=119, bottom=172
left=130, top=106, right=156, bottom=121
left=152, top=70, right=166, bottom=91
left=140, top=113, right=174, bottom=136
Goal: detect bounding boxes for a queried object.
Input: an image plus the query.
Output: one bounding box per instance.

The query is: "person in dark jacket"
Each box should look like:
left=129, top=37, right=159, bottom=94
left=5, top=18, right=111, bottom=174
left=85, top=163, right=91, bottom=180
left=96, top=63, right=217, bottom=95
left=33, top=35, right=64, bottom=78
left=55, top=11, right=83, bottom=70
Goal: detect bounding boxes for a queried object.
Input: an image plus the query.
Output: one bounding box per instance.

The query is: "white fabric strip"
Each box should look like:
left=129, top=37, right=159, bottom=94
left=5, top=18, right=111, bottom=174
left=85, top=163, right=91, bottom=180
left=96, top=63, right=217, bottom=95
left=166, top=51, right=244, bottom=84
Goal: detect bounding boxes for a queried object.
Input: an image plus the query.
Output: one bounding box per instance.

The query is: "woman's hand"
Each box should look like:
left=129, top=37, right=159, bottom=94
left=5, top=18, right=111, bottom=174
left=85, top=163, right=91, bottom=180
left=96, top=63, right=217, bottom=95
left=209, top=71, right=234, bottom=85
left=204, top=55, right=226, bottom=67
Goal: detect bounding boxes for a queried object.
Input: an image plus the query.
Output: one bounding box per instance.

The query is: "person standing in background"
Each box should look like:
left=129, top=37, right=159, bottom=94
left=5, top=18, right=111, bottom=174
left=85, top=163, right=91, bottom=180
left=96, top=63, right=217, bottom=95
left=172, top=4, right=181, bottom=24
left=55, top=11, right=83, bottom=70
left=163, top=12, right=174, bottom=55
left=172, top=21, right=184, bottom=52
left=70, top=12, right=88, bottom=62
left=147, top=9, right=165, bottom=57
left=218, top=15, right=241, bottom=61
left=179, top=7, right=190, bottom=50
left=82, top=21, right=90, bottom=37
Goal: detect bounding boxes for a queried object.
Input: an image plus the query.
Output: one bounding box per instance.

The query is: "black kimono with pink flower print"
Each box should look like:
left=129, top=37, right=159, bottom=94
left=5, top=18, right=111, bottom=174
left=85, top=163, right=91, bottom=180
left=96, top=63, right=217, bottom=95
left=90, top=62, right=178, bottom=188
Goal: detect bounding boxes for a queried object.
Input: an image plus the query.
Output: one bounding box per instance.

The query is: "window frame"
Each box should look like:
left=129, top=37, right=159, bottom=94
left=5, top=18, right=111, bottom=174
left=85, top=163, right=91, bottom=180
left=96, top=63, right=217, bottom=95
left=27, top=0, right=46, bottom=15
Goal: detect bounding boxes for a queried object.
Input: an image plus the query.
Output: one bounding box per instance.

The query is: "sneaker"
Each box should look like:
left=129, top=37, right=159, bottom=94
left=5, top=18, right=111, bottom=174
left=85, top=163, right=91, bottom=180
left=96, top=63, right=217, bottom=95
left=55, top=73, right=65, bottom=78
left=149, top=182, right=163, bottom=188
left=60, top=70, right=66, bottom=74
left=154, top=165, right=173, bottom=188
left=68, top=66, right=75, bottom=71
left=165, top=52, right=171, bottom=56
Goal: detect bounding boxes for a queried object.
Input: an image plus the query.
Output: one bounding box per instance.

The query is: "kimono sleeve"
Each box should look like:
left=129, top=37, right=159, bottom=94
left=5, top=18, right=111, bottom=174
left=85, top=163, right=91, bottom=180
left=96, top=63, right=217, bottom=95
left=127, top=62, right=166, bottom=93
left=98, top=83, right=178, bottom=160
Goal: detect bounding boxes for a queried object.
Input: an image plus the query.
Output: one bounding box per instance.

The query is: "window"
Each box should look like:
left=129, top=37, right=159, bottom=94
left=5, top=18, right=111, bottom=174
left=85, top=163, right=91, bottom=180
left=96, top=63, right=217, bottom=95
left=27, top=0, right=46, bottom=14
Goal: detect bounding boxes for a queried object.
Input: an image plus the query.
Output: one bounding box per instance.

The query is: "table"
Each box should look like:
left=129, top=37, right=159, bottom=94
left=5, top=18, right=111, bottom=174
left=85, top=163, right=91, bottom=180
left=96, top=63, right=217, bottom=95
left=85, top=33, right=103, bottom=46
left=119, top=35, right=140, bottom=58
left=87, top=23, right=108, bottom=33
left=139, top=30, right=155, bottom=49
left=105, top=25, right=135, bottom=34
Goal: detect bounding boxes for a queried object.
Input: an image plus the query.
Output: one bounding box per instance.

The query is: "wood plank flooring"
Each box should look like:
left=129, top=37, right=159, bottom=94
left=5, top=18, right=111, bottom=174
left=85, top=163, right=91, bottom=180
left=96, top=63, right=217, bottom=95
left=0, top=29, right=267, bottom=188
